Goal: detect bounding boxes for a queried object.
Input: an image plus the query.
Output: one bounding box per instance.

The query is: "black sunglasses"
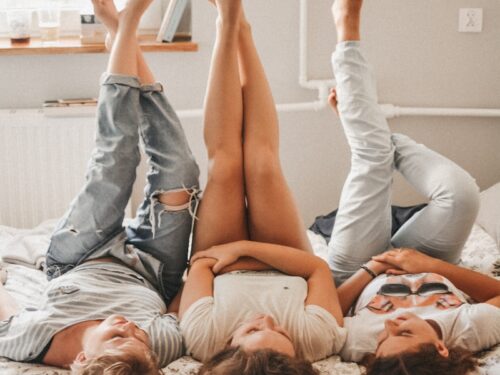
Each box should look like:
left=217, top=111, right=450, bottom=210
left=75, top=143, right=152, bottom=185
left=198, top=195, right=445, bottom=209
left=378, top=282, right=450, bottom=297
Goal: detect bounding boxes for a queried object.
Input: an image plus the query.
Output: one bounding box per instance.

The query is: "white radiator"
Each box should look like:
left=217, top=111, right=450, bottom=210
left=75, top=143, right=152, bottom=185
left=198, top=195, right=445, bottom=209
left=0, top=109, right=96, bottom=228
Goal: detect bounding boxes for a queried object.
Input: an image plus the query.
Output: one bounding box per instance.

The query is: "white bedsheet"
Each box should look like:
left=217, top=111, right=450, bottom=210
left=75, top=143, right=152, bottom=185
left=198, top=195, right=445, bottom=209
left=0, top=223, right=498, bottom=375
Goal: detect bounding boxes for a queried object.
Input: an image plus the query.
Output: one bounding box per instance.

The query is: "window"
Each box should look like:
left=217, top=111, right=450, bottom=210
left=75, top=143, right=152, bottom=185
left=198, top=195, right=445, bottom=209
left=0, top=0, right=164, bottom=36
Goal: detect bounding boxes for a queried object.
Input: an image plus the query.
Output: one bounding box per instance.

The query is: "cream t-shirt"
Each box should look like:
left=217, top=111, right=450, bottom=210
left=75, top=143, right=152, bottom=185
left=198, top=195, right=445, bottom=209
left=180, top=271, right=346, bottom=362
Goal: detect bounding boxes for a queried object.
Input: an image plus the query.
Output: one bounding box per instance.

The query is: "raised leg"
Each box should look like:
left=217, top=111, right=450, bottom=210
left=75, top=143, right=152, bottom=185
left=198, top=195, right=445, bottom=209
left=45, top=0, right=151, bottom=279
left=93, top=0, right=155, bottom=85
left=236, top=9, right=311, bottom=251
left=390, top=133, right=479, bottom=264
left=327, top=0, right=395, bottom=285
left=192, top=0, right=248, bottom=253
left=94, top=0, right=200, bottom=303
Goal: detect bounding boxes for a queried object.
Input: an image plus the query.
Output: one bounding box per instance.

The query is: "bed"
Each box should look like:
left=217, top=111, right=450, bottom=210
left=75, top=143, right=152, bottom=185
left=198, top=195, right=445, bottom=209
left=0, top=203, right=499, bottom=374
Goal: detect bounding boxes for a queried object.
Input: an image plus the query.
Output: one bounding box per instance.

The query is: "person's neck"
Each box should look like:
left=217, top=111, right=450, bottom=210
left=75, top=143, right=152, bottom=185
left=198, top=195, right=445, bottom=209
left=426, top=319, right=443, bottom=339
left=43, top=320, right=101, bottom=368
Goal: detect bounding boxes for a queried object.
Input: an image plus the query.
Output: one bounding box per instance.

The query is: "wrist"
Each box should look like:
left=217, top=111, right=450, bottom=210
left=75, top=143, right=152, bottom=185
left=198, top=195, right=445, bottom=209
left=427, top=257, right=443, bottom=274
left=360, top=263, right=378, bottom=279
left=190, top=257, right=217, bottom=270
left=365, top=260, right=385, bottom=276
left=236, top=240, right=250, bottom=257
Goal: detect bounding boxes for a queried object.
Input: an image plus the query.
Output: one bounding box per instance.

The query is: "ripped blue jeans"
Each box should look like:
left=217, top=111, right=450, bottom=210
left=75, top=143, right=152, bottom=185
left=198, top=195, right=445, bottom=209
left=46, top=74, right=200, bottom=304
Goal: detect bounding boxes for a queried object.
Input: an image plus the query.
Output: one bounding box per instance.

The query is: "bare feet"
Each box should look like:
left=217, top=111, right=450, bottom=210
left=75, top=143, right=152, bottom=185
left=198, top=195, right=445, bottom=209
left=332, top=0, right=362, bottom=42
left=328, top=88, right=339, bottom=115
left=120, top=0, right=154, bottom=26
left=92, top=0, right=119, bottom=31
left=91, top=0, right=119, bottom=51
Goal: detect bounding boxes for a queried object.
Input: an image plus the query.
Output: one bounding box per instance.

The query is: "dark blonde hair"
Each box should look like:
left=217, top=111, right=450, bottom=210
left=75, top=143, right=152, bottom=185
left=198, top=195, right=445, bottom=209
left=70, top=348, right=162, bottom=375
left=199, top=347, right=318, bottom=375
left=363, top=343, right=477, bottom=375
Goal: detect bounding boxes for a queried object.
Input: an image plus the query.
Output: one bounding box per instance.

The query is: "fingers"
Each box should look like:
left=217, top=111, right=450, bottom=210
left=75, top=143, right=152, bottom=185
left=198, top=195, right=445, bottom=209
left=386, top=268, right=407, bottom=275
left=212, top=261, right=224, bottom=274
left=372, top=253, right=393, bottom=262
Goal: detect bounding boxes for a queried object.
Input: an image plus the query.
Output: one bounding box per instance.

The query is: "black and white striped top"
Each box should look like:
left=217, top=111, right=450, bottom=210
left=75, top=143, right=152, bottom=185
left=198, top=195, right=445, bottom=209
left=0, top=262, right=183, bottom=368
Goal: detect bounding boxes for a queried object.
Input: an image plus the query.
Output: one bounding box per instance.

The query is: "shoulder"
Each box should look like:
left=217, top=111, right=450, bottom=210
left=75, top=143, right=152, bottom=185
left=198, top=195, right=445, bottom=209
left=294, top=305, right=347, bottom=360
left=339, top=314, right=381, bottom=362
left=435, top=303, right=500, bottom=351
left=179, top=297, right=227, bottom=362
left=147, top=313, right=184, bottom=367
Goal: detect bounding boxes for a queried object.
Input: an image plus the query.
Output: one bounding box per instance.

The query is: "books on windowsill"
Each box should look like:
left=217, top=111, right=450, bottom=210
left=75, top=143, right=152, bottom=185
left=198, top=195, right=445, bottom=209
left=157, top=0, right=191, bottom=43
left=43, top=98, right=98, bottom=117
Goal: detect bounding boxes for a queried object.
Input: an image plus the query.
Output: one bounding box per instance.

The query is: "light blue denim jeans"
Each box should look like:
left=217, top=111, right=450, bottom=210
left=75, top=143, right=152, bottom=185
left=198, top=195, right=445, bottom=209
left=328, top=42, right=480, bottom=285
left=46, top=74, right=200, bottom=303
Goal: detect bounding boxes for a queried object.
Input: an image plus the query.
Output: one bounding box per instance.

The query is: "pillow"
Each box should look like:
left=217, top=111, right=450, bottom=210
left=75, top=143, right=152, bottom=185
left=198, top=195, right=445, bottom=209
left=476, top=182, right=500, bottom=249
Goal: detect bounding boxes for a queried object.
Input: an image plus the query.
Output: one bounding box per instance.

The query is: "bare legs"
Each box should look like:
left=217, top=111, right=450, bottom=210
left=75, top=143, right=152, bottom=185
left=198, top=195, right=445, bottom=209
left=193, top=1, right=248, bottom=253
left=194, top=0, right=311, bottom=254
left=331, top=0, right=362, bottom=42
left=237, top=16, right=312, bottom=251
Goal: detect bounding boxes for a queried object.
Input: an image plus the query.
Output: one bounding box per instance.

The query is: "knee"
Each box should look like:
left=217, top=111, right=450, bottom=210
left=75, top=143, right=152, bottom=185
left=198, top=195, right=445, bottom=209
left=244, top=147, right=281, bottom=182
left=157, top=190, right=192, bottom=210
left=436, top=169, right=480, bottom=217
left=207, top=151, right=244, bottom=186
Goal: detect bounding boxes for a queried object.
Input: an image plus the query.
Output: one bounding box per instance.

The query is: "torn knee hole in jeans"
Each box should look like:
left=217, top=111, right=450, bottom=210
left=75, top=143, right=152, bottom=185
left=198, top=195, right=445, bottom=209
left=149, top=187, right=201, bottom=238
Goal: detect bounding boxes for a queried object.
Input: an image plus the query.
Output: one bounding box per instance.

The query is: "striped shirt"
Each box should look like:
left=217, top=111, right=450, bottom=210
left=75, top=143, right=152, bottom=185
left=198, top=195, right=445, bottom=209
left=0, top=262, right=182, bottom=368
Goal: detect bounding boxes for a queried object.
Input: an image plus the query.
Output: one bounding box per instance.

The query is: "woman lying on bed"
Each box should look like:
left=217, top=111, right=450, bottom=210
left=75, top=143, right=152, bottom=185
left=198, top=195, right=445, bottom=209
left=327, top=1, right=500, bottom=374
left=0, top=0, right=199, bottom=373
left=177, top=0, right=345, bottom=373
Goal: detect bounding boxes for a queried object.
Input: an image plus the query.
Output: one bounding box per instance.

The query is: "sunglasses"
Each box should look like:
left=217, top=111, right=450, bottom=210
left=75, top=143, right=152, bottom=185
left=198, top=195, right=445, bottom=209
left=378, top=282, right=450, bottom=297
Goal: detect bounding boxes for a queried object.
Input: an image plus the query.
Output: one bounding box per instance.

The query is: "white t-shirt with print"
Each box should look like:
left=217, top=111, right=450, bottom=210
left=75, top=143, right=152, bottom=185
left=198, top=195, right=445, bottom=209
left=341, top=273, right=500, bottom=362
left=180, top=271, right=347, bottom=362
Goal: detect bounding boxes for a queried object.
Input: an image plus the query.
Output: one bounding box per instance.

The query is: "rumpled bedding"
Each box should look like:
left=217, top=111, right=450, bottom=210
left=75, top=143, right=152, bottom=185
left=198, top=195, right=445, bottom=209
left=0, top=223, right=498, bottom=375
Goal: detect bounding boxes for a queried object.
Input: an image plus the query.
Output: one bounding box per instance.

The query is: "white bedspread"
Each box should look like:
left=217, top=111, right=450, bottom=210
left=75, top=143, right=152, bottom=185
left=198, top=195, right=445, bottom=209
left=0, top=224, right=498, bottom=374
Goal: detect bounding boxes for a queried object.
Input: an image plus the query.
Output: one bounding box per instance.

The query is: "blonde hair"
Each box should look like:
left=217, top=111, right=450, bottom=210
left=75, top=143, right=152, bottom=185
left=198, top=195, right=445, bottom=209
left=70, top=348, right=162, bottom=375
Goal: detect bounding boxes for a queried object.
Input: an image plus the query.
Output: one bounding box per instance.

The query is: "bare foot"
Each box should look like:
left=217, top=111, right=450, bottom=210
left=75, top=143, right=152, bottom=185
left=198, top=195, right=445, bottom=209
left=120, top=0, right=154, bottom=25
left=332, top=0, right=363, bottom=42
left=328, top=88, right=339, bottom=115
left=91, top=0, right=119, bottom=51
left=92, top=0, right=119, bottom=31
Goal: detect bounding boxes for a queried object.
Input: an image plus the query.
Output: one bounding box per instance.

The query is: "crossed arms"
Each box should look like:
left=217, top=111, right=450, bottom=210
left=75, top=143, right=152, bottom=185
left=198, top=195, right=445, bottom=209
left=178, top=240, right=344, bottom=327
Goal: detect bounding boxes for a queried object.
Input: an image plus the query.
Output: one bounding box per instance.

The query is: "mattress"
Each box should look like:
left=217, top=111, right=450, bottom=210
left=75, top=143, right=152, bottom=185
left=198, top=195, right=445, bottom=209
left=0, top=224, right=499, bottom=375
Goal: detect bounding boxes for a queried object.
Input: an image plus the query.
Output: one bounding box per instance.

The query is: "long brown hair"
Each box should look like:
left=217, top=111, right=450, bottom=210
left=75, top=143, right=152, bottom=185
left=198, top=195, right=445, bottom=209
left=199, top=347, right=319, bottom=375
left=363, top=344, right=477, bottom=375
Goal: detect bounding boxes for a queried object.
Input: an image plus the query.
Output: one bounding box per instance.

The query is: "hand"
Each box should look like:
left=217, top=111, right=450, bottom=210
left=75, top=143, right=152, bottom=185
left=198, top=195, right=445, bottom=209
left=190, top=242, right=244, bottom=274
left=371, top=248, right=439, bottom=275
left=328, top=88, right=339, bottom=116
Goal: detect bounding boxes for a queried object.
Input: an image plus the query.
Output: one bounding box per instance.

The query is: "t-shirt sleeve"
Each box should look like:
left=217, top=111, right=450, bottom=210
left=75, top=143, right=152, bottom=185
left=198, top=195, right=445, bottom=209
left=149, top=313, right=184, bottom=368
left=299, top=305, right=347, bottom=361
left=436, top=303, right=500, bottom=352
left=179, top=297, right=221, bottom=362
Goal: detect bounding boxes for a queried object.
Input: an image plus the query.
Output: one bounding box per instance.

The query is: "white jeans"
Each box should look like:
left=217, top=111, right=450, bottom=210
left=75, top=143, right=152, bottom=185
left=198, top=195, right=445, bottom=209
left=328, top=42, right=480, bottom=285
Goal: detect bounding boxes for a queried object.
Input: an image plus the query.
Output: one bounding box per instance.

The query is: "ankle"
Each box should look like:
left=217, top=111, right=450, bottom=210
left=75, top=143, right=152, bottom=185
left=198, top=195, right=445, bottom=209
left=334, top=14, right=361, bottom=42
left=117, top=15, right=140, bottom=35
left=216, top=17, right=240, bottom=34
left=239, top=19, right=251, bottom=34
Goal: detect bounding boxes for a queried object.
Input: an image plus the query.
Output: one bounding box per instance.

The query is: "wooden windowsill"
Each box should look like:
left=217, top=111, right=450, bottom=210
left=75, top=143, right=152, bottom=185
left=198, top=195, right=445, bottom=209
left=0, top=35, right=198, bottom=56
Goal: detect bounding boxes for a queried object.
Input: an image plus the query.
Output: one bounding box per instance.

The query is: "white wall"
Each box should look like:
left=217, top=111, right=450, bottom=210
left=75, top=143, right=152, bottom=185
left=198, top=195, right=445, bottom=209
left=1, top=0, right=499, bottom=227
